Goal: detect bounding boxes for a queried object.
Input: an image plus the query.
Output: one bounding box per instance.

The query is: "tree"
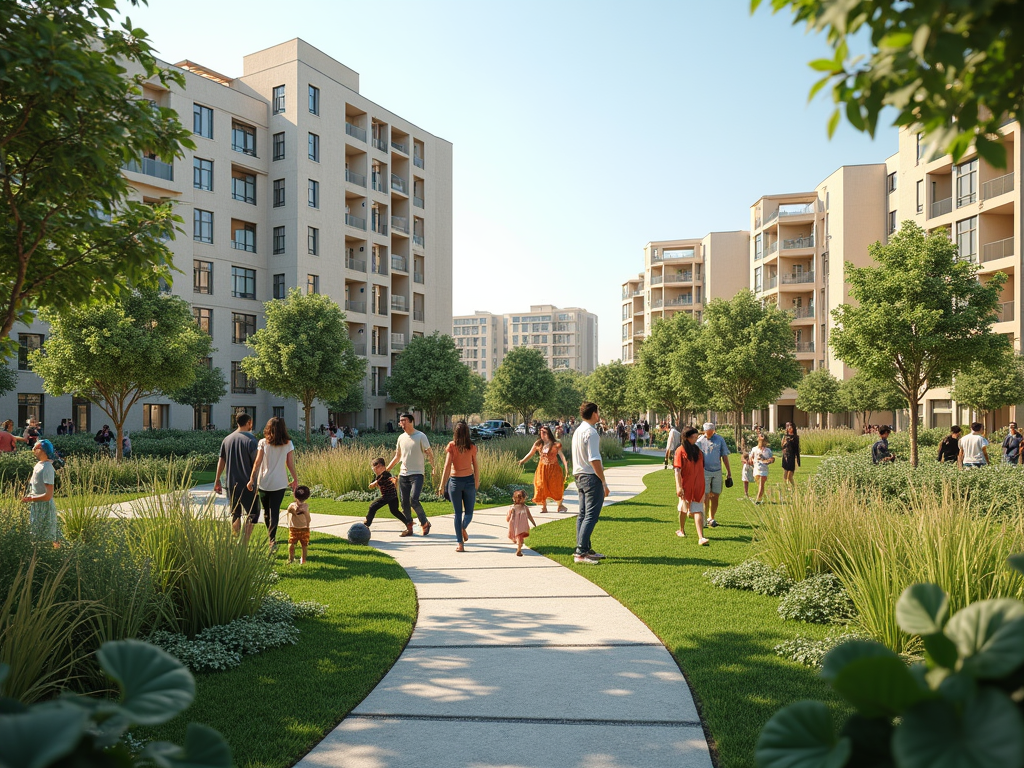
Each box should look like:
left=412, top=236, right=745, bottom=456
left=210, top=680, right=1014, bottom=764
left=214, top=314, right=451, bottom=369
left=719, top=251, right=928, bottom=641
left=488, top=347, right=555, bottom=427
left=795, top=368, right=842, bottom=427
left=384, top=332, right=468, bottom=431
left=326, top=381, right=365, bottom=420
left=545, top=369, right=588, bottom=420
left=830, top=222, right=1008, bottom=465
left=586, top=361, right=631, bottom=422
left=242, top=290, right=366, bottom=442
left=694, top=290, right=803, bottom=449
left=31, top=289, right=211, bottom=458
left=839, top=371, right=905, bottom=430
left=0, top=1, right=194, bottom=359
left=166, top=363, right=227, bottom=428
left=950, top=351, right=1024, bottom=431
left=637, top=313, right=709, bottom=424
left=451, top=372, right=487, bottom=423
left=0, top=363, right=15, bottom=397
left=755, top=0, right=1022, bottom=168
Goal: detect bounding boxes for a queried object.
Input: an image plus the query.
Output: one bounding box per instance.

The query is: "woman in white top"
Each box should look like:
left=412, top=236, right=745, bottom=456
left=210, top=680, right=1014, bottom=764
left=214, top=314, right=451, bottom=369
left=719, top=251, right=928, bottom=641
left=247, top=417, right=298, bottom=547
left=749, top=434, right=775, bottom=505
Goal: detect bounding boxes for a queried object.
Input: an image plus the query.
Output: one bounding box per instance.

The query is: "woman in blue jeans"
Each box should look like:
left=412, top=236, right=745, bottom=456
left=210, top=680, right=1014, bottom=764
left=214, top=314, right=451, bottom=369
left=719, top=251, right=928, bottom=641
left=439, top=421, right=480, bottom=552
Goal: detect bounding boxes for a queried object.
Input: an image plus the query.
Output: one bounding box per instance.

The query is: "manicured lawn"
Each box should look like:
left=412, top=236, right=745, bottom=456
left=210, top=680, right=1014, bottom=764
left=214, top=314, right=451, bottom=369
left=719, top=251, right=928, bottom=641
left=529, top=457, right=847, bottom=768
left=139, top=533, right=416, bottom=768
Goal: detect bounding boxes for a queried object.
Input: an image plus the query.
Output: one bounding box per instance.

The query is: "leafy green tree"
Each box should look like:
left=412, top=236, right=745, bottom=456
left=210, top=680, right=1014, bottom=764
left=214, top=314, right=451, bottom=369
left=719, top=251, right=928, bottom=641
left=326, top=381, right=366, bottom=420
left=0, top=363, right=15, bottom=397
left=451, top=371, right=487, bottom=423
left=384, top=332, right=468, bottom=430
left=489, top=347, right=555, bottom=427
left=544, top=369, right=588, bottom=420
left=830, top=222, right=1008, bottom=465
left=167, top=363, right=227, bottom=427
left=839, top=371, right=905, bottom=430
left=754, top=0, right=1021, bottom=167
left=0, top=0, right=194, bottom=358
left=586, top=361, right=631, bottom=422
left=31, top=289, right=211, bottom=458
left=637, top=313, right=709, bottom=424
left=694, top=290, right=803, bottom=449
left=950, top=351, right=1024, bottom=430
left=795, top=368, right=843, bottom=427
left=242, top=290, right=365, bottom=442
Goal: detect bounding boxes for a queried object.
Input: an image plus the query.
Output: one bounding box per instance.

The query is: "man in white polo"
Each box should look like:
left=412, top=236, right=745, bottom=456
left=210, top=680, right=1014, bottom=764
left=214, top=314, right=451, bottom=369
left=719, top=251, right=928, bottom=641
left=571, top=401, right=609, bottom=565
left=696, top=422, right=732, bottom=527
left=664, top=422, right=681, bottom=469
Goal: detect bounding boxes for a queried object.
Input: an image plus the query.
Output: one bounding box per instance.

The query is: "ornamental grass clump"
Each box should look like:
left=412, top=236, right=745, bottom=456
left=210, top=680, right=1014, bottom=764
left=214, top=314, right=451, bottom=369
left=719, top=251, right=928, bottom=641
left=704, top=560, right=795, bottom=597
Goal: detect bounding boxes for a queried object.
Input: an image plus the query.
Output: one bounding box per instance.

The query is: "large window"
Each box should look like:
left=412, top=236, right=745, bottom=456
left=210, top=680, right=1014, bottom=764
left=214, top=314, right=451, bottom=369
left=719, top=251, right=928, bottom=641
left=18, top=394, right=43, bottom=429
left=308, top=227, right=319, bottom=255
left=754, top=266, right=763, bottom=293
left=18, top=333, right=43, bottom=371
left=232, top=312, right=256, bottom=344
left=273, top=178, right=285, bottom=208
left=308, top=132, right=319, bottom=162
left=233, top=405, right=257, bottom=424
left=193, top=260, right=213, bottom=294
left=193, top=209, right=213, bottom=244
left=231, top=267, right=256, bottom=299
left=308, top=179, right=319, bottom=208
left=916, top=179, right=924, bottom=213
left=273, top=132, right=285, bottom=161
left=273, top=273, right=286, bottom=300
left=273, top=226, right=285, bottom=255
left=231, top=121, right=256, bottom=156
left=193, top=104, right=213, bottom=139
left=231, top=221, right=256, bottom=253
left=142, top=404, right=169, bottom=430
left=956, top=158, right=978, bottom=207
left=72, top=397, right=90, bottom=434
left=193, top=307, right=212, bottom=334
left=307, top=274, right=319, bottom=294
left=272, top=85, right=285, bottom=114
left=231, top=362, right=256, bottom=394
left=193, top=158, right=213, bottom=191
left=231, top=170, right=256, bottom=204
left=886, top=172, right=897, bottom=193
left=956, top=216, right=978, bottom=262
left=193, top=404, right=213, bottom=431
left=888, top=210, right=897, bottom=235
left=308, top=85, right=320, bottom=115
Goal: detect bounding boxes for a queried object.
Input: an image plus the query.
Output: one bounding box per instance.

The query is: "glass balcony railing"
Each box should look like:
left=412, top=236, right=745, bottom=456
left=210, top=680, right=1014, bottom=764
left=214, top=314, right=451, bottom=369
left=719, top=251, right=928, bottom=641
left=391, top=255, right=408, bottom=272
left=344, top=299, right=366, bottom=313
left=781, top=271, right=815, bottom=284
left=391, top=296, right=408, bottom=312
left=346, top=123, right=367, bottom=142
left=782, top=235, right=814, bottom=250
left=345, top=257, right=366, bottom=273
left=123, top=157, right=173, bottom=181
left=414, top=155, right=424, bottom=169
left=998, top=301, right=1015, bottom=323
left=351, top=342, right=367, bottom=356
left=345, top=214, right=366, bottom=230
left=391, top=174, right=407, bottom=194
left=981, top=237, right=1014, bottom=263
left=982, top=172, right=1014, bottom=200
left=414, top=272, right=424, bottom=284
left=345, top=169, right=366, bottom=187
left=372, top=136, right=388, bottom=153
left=391, top=140, right=407, bottom=154
left=371, top=173, right=387, bottom=194
left=391, top=216, right=409, bottom=234
left=795, top=341, right=815, bottom=353
left=391, top=333, right=406, bottom=351
left=413, top=195, right=424, bottom=208
left=413, top=234, right=424, bottom=247
left=930, top=197, right=953, bottom=218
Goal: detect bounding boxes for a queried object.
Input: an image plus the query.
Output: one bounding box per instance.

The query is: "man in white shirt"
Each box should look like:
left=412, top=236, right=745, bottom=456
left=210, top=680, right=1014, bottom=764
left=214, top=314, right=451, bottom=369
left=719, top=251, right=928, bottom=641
left=664, top=423, right=681, bottom=468
left=958, top=422, right=990, bottom=469
left=387, top=412, right=435, bottom=534
left=571, top=401, right=609, bottom=564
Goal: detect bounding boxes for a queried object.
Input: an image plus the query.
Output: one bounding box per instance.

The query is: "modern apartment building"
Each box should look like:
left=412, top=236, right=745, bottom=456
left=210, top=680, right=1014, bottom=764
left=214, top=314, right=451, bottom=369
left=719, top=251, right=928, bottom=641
left=620, top=232, right=749, bottom=362
left=452, top=311, right=505, bottom=381
left=3, top=39, right=453, bottom=434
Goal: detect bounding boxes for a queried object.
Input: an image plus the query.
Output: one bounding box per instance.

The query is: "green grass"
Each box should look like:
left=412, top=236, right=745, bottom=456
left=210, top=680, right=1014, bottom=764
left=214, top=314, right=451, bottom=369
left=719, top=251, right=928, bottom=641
left=139, top=533, right=416, bottom=768
left=528, top=457, right=848, bottom=768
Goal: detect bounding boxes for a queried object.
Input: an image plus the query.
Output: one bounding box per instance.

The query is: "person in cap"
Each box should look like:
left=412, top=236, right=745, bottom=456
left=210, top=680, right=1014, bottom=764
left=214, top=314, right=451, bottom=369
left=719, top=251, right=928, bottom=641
left=695, top=422, right=731, bottom=527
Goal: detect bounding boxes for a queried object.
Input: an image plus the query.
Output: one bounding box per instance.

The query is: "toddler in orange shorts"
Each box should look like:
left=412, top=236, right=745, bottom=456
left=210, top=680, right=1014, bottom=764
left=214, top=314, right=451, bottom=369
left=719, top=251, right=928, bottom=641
left=286, top=485, right=312, bottom=564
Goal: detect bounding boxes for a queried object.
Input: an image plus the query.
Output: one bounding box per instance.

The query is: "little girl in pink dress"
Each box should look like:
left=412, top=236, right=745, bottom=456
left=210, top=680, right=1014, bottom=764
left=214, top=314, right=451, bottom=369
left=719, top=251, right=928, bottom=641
left=506, top=489, right=537, bottom=557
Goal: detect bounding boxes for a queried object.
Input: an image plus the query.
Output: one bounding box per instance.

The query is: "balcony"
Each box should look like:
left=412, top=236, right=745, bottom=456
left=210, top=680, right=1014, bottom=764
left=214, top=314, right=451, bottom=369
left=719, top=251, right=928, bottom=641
left=763, top=276, right=778, bottom=291
left=999, top=302, right=1015, bottom=323
left=372, top=137, right=388, bottom=153
left=663, top=272, right=693, bottom=284
left=371, top=383, right=387, bottom=397
left=345, top=257, right=366, bottom=272
left=782, top=235, right=814, bottom=250
left=372, top=302, right=388, bottom=317
left=371, top=342, right=388, bottom=356
left=780, top=203, right=815, bottom=218
left=982, top=172, right=1014, bottom=200
left=763, top=209, right=780, bottom=227
left=652, top=249, right=695, bottom=262
left=346, top=123, right=367, bottom=142
left=788, top=306, right=815, bottom=319
left=666, top=296, right=694, bottom=306
left=930, top=197, right=953, bottom=218
left=795, top=341, right=815, bottom=353
left=345, top=169, right=366, bottom=187
left=372, top=218, right=388, bottom=236
left=650, top=275, right=663, bottom=285
left=351, top=342, right=367, bottom=356
left=370, top=258, right=387, bottom=276
left=414, top=155, right=424, bottom=169
left=123, top=157, right=173, bottom=181
left=371, top=173, right=387, bottom=194
left=633, top=288, right=644, bottom=296
left=414, top=271, right=424, bottom=284
left=391, top=333, right=406, bottom=351
left=766, top=241, right=779, bottom=256
left=345, top=213, right=366, bottom=230
left=414, top=195, right=424, bottom=208
left=391, top=140, right=407, bottom=154
left=413, top=234, right=425, bottom=248
left=344, top=299, right=366, bottom=314
left=413, top=310, right=424, bottom=322
left=391, top=216, right=409, bottom=234
left=651, top=299, right=663, bottom=309
left=981, top=237, right=1014, bottom=263
left=391, top=255, right=408, bottom=272
left=391, top=174, right=408, bottom=194
left=781, top=271, right=815, bottom=284
left=391, top=296, right=408, bottom=312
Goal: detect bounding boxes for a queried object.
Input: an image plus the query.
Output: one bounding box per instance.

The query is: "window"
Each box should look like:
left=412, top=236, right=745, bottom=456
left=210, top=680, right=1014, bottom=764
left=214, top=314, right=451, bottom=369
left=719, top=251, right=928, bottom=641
left=193, top=260, right=213, bottom=294
left=916, top=179, right=924, bottom=213
left=916, top=132, right=925, bottom=163
left=187, top=301, right=212, bottom=333
left=308, top=226, right=319, bottom=255
left=754, top=266, right=763, bottom=293
left=18, top=334, right=43, bottom=371
left=193, top=158, right=213, bottom=191
left=273, top=226, right=285, bottom=255
left=232, top=312, right=256, bottom=344
left=886, top=172, right=897, bottom=193
left=233, top=405, right=257, bottom=424
left=193, top=104, right=213, bottom=139
left=307, top=274, right=319, bottom=294
left=273, top=132, right=285, bottom=160
left=273, top=274, right=286, bottom=300
left=231, top=121, right=256, bottom=156
left=72, top=396, right=90, bottom=434
left=142, top=404, right=170, bottom=430
left=272, top=85, right=285, bottom=114
left=232, top=221, right=256, bottom=253
left=273, top=178, right=285, bottom=208
left=956, top=216, right=978, bottom=262
left=231, top=266, right=256, bottom=299
left=193, top=209, right=213, bottom=243
left=231, top=170, right=256, bottom=204
left=308, top=132, right=319, bottom=162
left=273, top=406, right=284, bottom=419
left=18, top=393, right=43, bottom=429
left=231, top=362, right=256, bottom=394
left=308, top=85, right=320, bottom=115
left=193, top=403, right=213, bottom=431
left=308, top=179, right=319, bottom=208
left=956, top=158, right=978, bottom=207
left=888, top=210, right=897, bottom=235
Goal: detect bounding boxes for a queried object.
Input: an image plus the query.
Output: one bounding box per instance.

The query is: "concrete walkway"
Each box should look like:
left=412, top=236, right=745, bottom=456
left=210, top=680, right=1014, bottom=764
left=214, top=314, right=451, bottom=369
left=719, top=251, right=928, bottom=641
left=291, top=461, right=714, bottom=768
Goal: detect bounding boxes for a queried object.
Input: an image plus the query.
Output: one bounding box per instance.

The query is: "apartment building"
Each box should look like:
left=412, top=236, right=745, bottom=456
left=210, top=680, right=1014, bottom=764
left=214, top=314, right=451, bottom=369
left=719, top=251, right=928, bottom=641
left=3, top=39, right=453, bottom=435
left=620, top=232, right=749, bottom=362
left=452, top=312, right=505, bottom=381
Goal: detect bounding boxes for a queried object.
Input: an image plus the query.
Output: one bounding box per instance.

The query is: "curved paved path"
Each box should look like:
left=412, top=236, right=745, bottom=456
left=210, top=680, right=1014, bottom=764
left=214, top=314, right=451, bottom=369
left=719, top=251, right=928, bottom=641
left=294, top=461, right=714, bottom=768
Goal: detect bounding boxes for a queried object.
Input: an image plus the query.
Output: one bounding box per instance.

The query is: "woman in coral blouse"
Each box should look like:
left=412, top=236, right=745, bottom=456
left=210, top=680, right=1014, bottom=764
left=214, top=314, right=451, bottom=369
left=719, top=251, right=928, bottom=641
left=517, top=425, right=569, bottom=513
left=674, top=427, right=709, bottom=546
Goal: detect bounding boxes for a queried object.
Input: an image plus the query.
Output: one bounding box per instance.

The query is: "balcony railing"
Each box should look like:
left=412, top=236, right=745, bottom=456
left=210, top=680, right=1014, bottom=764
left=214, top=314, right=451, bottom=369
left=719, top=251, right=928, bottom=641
left=651, top=299, right=663, bottom=309
left=391, top=140, right=407, bottom=154
left=414, top=271, right=424, bottom=284
left=391, top=296, right=408, bottom=312
left=371, top=258, right=387, bottom=275
left=391, top=255, right=408, bottom=272
left=764, top=276, right=778, bottom=290
left=345, top=213, right=366, bottom=230
left=414, top=195, right=424, bottom=208
left=371, top=174, right=387, bottom=193
left=372, top=302, right=388, bottom=316
left=391, top=174, right=407, bottom=194
left=371, top=343, right=388, bottom=356
left=123, top=157, right=173, bottom=181
left=344, top=299, right=366, bottom=313
left=999, top=302, right=1015, bottom=323
left=346, top=123, right=367, bottom=142
left=764, top=209, right=780, bottom=227
left=414, top=155, right=424, bottom=169
left=780, top=203, right=815, bottom=218
left=795, top=341, right=815, bottom=353
left=982, top=172, right=1014, bottom=200
left=981, top=236, right=1015, bottom=263
left=930, top=197, right=953, bottom=218
left=413, top=310, right=424, bottom=321
left=372, top=137, right=388, bottom=153
left=372, top=218, right=388, bottom=236
left=663, top=273, right=693, bottom=284
left=391, top=333, right=406, bottom=351
left=351, top=343, right=366, bottom=356
left=633, top=288, right=644, bottom=296
left=652, top=250, right=695, bottom=262
left=650, top=275, right=663, bottom=285
left=391, top=216, right=409, bottom=234
left=345, top=257, right=366, bottom=272
left=666, top=296, right=694, bottom=306
left=781, top=271, right=815, bottom=284
left=766, top=241, right=779, bottom=256
left=413, top=234, right=425, bottom=247
left=782, top=235, right=814, bottom=250
left=345, top=169, right=366, bottom=187
left=788, top=306, right=815, bottom=319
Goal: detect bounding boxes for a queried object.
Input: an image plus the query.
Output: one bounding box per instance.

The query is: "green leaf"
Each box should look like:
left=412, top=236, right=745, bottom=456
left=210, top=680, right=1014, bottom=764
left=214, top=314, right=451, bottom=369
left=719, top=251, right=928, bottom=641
left=944, top=599, right=1024, bottom=679
left=97, top=639, right=195, bottom=725
left=845, top=99, right=865, bottom=131
left=974, top=134, right=1008, bottom=171
left=0, top=704, right=89, bottom=768
left=141, top=725, right=233, bottom=768
left=755, top=701, right=851, bottom=768
left=893, top=689, right=1024, bottom=768
left=827, top=109, right=841, bottom=138
left=1009, top=554, right=1024, bottom=577
left=0, top=663, right=7, bottom=694
left=922, top=632, right=959, bottom=670
left=809, top=57, right=840, bottom=72
left=839, top=714, right=895, bottom=768
left=896, top=583, right=949, bottom=636
left=879, top=31, right=914, bottom=49
left=822, top=641, right=927, bottom=717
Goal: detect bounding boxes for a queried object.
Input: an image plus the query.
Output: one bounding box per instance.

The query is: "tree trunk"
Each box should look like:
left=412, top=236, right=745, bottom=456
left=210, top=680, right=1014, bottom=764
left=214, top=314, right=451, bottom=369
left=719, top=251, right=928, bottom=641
left=734, top=410, right=743, bottom=451
left=908, top=393, right=920, bottom=467
left=303, top=399, right=312, bottom=443
left=113, top=416, right=124, bottom=461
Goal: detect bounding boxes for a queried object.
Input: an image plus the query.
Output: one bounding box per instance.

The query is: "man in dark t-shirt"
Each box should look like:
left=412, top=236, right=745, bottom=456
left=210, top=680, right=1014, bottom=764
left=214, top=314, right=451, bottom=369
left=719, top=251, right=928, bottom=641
left=1003, top=422, right=1023, bottom=465
left=937, top=426, right=961, bottom=463
left=214, top=412, right=260, bottom=539
left=872, top=426, right=895, bottom=464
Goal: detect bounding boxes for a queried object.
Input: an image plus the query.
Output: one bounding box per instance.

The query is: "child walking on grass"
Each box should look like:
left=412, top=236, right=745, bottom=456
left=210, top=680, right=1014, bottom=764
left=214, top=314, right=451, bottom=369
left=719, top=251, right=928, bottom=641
left=285, top=485, right=312, bottom=564
left=741, top=450, right=754, bottom=499
left=506, top=489, right=537, bottom=557
left=365, top=457, right=414, bottom=536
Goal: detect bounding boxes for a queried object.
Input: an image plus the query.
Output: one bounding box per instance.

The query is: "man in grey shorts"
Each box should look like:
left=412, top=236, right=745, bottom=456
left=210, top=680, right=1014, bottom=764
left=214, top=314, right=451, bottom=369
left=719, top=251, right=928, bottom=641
left=696, top=422, right=731, bottom=528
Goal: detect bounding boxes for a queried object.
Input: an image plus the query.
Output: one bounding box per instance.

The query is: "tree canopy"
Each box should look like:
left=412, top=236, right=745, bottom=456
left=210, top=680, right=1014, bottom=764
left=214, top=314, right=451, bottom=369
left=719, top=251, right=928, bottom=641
left=166, top=363, right=227, bottom=417
left=0, top=0, right=194, bottom=358
left=839, top=371, right=905, bottom=430
left=545, top=369, right=588, bottom=420
left=488, top=347, right=554, bottom=427
left=950, top=351, right=1024, bottom=428
left=636, top=312, right=708, bottom=425
left=830, top=222, right=1008, bottom=464
left=795, top=368, right=843, bottom=427
left=586, top=361, right=631, bottom=422
left=385, top=332, right=468, bottom=430
left=242, top=290, right=365, bottom=441
left=31, top=289, right=211, bottom=458
left=326, top=381, right=366, bottom=420
left=0, top=363, right=15, bottom=398
left=451, top=371, right=488, bottom=423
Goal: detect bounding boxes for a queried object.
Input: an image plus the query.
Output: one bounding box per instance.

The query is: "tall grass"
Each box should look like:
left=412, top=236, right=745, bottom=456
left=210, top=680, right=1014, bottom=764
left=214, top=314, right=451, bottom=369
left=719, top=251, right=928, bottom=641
left=796, top=428, right=872, bottom=456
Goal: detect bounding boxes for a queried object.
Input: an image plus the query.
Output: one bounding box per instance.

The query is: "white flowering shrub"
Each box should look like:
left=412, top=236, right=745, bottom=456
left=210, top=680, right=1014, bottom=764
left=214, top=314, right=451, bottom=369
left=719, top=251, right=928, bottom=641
left=704, top=560, right=795, bottom=597
left=777, top=573, right=855, bottom=624
left=773, top=630, right=864, bottom=667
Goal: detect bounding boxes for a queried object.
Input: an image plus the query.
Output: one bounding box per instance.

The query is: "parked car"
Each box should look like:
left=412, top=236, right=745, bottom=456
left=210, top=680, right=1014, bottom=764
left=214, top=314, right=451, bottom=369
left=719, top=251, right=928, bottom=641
left=475, top=420, right=513, bottom=439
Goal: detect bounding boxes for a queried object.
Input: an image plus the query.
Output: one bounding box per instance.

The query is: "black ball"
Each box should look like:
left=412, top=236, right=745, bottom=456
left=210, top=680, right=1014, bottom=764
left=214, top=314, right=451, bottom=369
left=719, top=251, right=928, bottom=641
left=347, top=522, right=371, bottom=545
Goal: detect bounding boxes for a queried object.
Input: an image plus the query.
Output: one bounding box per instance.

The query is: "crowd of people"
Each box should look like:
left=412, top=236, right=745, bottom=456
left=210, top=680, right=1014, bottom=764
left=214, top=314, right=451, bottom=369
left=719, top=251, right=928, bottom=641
left=878, top=420, right=1024, bottom=466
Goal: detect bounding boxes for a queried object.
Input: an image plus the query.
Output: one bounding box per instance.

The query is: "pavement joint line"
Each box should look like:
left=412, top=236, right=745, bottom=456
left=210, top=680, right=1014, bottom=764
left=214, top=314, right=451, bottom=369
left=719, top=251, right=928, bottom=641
left=417, top=594, right=614, bottom=600
left=404, top=565, right=564, bottom=571
left=405, top=642, right=663, bottom=649
left=347, top=713, right=704, bottom=728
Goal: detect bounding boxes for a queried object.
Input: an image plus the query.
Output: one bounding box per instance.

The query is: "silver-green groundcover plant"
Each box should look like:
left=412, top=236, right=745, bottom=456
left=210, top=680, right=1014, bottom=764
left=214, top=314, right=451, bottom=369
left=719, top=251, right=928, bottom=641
left=755, top=555, right=1024, bottom=768
left=0, top=638, right=231, bottom=768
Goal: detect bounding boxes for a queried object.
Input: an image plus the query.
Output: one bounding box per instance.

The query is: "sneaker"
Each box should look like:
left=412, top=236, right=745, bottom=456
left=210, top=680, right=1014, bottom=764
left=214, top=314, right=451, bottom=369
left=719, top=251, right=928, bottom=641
left=573, top=553, right=600, bottom=565
left=586, top=550, right=606, bottom=559
left=707, top=519, right=720, bottom=528
left=676, top=530, right=686, bottom=537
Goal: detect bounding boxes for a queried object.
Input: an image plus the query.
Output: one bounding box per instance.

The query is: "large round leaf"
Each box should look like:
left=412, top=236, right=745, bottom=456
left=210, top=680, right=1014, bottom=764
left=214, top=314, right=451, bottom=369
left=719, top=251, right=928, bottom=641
left=0, top=704, right=89, bottom=768
left=1008, top=554, right=1024, bottom=577
left=97, top=639, right=194, bottom=725
left=140, top=725, right=232, bottom=768
left=755, top=700, right=851, bottom=768
left=893, top=689, right=1024, bottom=768
left=896, top=584, right=949, bottom=636
left=944, top=599, right=1024, bottom=679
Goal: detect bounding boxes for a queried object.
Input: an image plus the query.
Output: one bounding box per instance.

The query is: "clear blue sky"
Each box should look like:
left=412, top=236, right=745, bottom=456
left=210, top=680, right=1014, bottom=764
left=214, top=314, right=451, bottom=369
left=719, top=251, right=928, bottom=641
left=121, top=0, right=898, bottom=363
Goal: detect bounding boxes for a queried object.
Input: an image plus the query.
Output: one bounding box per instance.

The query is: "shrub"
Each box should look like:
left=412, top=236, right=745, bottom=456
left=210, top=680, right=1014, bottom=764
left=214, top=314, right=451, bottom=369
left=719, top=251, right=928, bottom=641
left=777, top=573, right=855, bottom=624
left=773, top=630, right=864, bottom=668
left=704, top=560, right=795, bottom=597
left=0, top=452, right=198, bottom=492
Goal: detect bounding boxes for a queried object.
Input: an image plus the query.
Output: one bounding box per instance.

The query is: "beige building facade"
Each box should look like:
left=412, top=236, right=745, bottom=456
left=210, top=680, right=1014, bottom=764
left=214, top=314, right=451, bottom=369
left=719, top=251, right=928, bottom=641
left=4, top=39, right=453, bottom=434
left=452, top=311, right=505, bottom=381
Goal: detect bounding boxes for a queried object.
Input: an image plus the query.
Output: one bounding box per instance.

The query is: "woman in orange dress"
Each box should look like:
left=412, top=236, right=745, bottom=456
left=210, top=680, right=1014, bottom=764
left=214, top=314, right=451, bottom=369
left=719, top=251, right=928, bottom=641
left=674, top=427, right=709, bottom=546
left=517, top=425, right=569, bottom=513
